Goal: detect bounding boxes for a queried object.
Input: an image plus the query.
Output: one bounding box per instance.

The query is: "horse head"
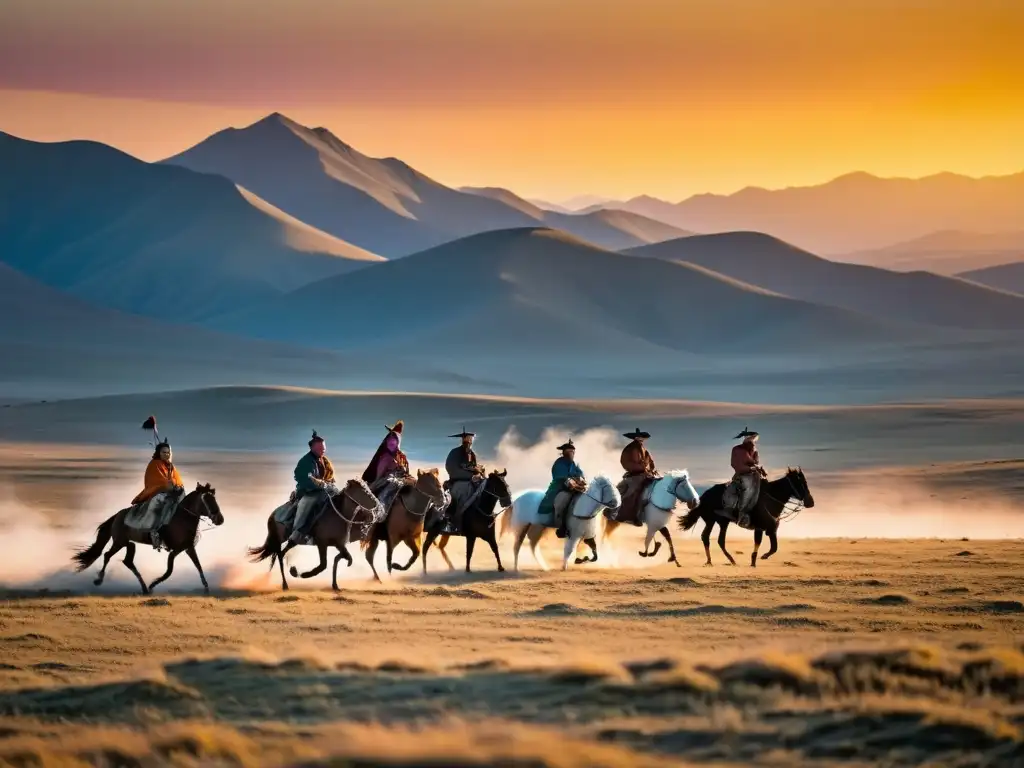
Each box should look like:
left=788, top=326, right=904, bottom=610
left=486, top=469, right=513, bottom=508
left=667, top=470, right=699, bottom=510
left=344, top=478, right=383, bottom=516
left=192, top=482, right=224, bottom=525
left=589, top=475, right=621, bottom=510
left=786, top=466, right=815, bottom=508
left=415, top=468, right=446, bottom=506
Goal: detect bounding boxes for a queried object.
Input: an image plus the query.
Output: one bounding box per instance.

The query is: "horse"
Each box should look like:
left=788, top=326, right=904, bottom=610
left=422, top=469, right=513, bottom=573
left=72, top=483, right=224, bottom=594
left=502, top=476, right=621, bottom=571
left=603, top=470, right=699, bottom=567
left=247, top=478, right=382, bottom=590
left=362, top=469, right=448, bottom=582
left=679, top=467, right=814, bottom=567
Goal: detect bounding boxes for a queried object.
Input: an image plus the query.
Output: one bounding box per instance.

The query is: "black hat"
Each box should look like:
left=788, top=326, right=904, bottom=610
left=623, top=428, right=651, bottom=440
left=448, top=426, right=475, bottom=439
left=556, top=438, right=575, bottom=451
left=734, top=427, right=759, bottom=440
left=309, top=430, right=326, bottom=447
left=141, top=415, right=165, bottom=447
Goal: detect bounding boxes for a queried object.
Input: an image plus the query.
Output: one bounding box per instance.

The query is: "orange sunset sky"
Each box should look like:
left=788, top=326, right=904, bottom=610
left=1, top=0, right=1022, bottom=201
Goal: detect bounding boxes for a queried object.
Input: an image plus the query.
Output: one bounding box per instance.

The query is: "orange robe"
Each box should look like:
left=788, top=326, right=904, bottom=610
left=132, top=459, right=183, bottom=505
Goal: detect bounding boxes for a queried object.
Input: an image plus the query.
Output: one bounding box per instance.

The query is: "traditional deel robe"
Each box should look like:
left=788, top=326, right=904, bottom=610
left=362, top=441, right=410, bottom=486
left=730, top=441, right=759, bottom=476
left=132, top=459, right=183, bottom=505
left=539, top=456, right=585, bottom=519
left=445, top=444, right=479, bottom=483
left=294, top=451, right=336, bottom=497
left=616, top=439, right=657, bottom=523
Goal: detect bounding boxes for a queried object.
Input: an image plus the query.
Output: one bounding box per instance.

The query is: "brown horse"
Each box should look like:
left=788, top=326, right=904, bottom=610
left=363, top=469, right=447, bottom=582
left=247, top=478, right=381, bottom=590
left=72, top=483, right=224, bottom=594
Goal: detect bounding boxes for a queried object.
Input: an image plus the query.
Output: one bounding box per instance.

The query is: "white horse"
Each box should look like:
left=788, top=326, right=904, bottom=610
left=604, top=470, right=699, bottom=567
left=501, top=476, right=621, bottom=571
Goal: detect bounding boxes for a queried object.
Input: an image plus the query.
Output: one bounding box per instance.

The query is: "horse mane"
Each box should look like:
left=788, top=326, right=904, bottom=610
left=660, top=469, right=690, bottom=481
left=345, top=477, right=375, bottom=496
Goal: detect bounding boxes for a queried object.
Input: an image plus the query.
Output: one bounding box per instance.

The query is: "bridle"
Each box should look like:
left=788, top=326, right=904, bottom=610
left=325, top=484, right=385, bottom=525
left=759, top=472, right=809, bottom=522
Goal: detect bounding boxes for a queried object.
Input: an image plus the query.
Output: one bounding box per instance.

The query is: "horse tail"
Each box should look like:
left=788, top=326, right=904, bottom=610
left=680, top=505, right=703, bottom=531
left=72, top=515, right=115, bottom=571
left=498, top=503, right=513, bottom=539
left=247, top=516, right=279, bottom=564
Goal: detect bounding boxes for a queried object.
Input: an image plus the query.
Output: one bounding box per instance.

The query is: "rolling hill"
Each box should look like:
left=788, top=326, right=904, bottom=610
left=0, top=131, right=383, bottom=322
left=626, top=232, right=1024, bottom=331
left=212, top=228, right=929, bottom=363
left=837, top=230, right=1024, bottom=275
left=164, top=114, right=690, bottom=256
left=588, top=171, right=1024, bottom=254
left=958, top=261, right=1024, bottom=296
left=0, top=262, right=457, bottom=401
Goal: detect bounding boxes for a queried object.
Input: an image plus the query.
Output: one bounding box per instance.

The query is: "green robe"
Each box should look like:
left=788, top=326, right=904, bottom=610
left=538, top=456, right=585, bottom=519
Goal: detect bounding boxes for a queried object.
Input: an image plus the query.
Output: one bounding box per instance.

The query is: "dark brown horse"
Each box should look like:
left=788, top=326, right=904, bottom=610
left=247, top=478, right=381, bottom=590
left=679, top=467, right=814, bottom=567
left=72, top=483, right=224, bottom=594
left=423, top=469, right=513, bottom=573
left=363, top=469, right=447, bottom=581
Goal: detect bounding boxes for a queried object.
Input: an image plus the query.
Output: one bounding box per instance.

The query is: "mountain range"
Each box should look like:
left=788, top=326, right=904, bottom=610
left=0, top=130, right=381, bottom=321
left=585, top=172, right=1024, bottom=255
left=164, top=114, right=691, bottom=256
left=2, top=116, right=1023, bottom=403
left=835, top=230, right=1024, bottom=275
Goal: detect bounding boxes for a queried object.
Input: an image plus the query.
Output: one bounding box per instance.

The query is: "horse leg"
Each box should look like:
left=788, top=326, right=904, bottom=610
left=576, top=537, right=599, bottom=565
left=94, top=536, right=124, bottom=587
left=421, top=529, right=438, bottom=574
left=512, top=525, right=529, bottom=572
left=660, top=527, right=681, bottom=567
left=278, top=540, right=296, bottom=590
left=751, top=529, right=763, bottom=567
left=439, top=534, right=456, bottom=571
left=484, top=530, right=504, bottom=572
left=385, top=535, right=396, bottom=574
left=638, top=524, right=661, bottom=558
left=700, top=519, right=714, bottom=567
left=291, top=544, right=328, bottom=580
left=185, top=546, right=210, bottom=594
left=527, top=526, right=548, bottom=571
left=562, top=531, right=583, bottom=570
left=718, top=521, right=736, bottom=565
left=365, top=538, right=383, bottom=583
left=465, top=534, right=477, bottom=573
left=121, top=542, right=149, bottom=595
left=393, top=533, right=421, bottom=572
left=762, top=527, right=779, bottom=561
left=331, top=548, right=348, bottom=593
left=148, top=550, right=179, bottom=592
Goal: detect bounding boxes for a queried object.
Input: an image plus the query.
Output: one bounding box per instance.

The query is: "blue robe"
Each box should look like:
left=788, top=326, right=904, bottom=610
left=538, top=457, right=585, bottom=519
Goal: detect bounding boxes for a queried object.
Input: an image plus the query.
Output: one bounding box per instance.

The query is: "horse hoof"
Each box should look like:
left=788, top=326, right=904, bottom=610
left=574, top=558, right=584, bottom=565
left=498, top=566, right=505, bottom=572
left=289, top=566, right=299, bottom=577
left=93, top=578, right=103, bottom=586
left=703, top=562, right=713, bottom=568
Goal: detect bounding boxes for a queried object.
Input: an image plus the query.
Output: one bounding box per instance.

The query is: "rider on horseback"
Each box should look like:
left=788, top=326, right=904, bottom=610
left=724, top=427, right=764, bottom=518
left=541, top=438, right=586, bottom=539
left=290, top=430, right=336, bottom=543
left=361, top=421, right=413, bottom=513
left=132, top=416, right=184, bottom=550
left=444, top=427, right=484, bottom=531
left=616, top=428, right=659, bottom=526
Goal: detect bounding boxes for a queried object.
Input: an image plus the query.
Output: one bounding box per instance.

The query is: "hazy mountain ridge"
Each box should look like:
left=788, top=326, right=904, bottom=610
left=958, top=261, right=1024, bottom=297
left=627, top=232, right=1024, bottom=331
left=164, top=114, right=691, bottom=256
left=837, top=230, right=1024, bottom=275
left=584, top=171, right=1024, bottom=255
left=0, top=131, right=381, bottom=322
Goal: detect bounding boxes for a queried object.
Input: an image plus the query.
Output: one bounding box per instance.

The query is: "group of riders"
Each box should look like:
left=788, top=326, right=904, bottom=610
left=130, top=415, right=768, bottom=550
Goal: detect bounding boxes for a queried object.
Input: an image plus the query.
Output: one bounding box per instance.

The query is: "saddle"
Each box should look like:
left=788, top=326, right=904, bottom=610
left=721, top=473, right=762, bottom=529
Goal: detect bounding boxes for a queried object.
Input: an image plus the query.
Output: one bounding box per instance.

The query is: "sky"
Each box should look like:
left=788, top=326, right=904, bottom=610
left=1, top=0, right=1023, bottom=201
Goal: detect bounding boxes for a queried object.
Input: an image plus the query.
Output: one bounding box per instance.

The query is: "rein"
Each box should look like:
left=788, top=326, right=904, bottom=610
left=402, top=484, right=445, bottom=518
left=327, top=486, right=385, bottom=526
left=178, top=491, right=220, bottom=543
left=759, top=475, right=806, bottom=522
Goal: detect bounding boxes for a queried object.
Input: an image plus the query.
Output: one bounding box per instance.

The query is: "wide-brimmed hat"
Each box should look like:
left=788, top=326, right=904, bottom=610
left=623, top=428, right=651, bottom=440
left=734, top=427, right=759, bottom=440
left=448, top=426, right=475, bottom=439
left=556, top=438, right=575, bottom=451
